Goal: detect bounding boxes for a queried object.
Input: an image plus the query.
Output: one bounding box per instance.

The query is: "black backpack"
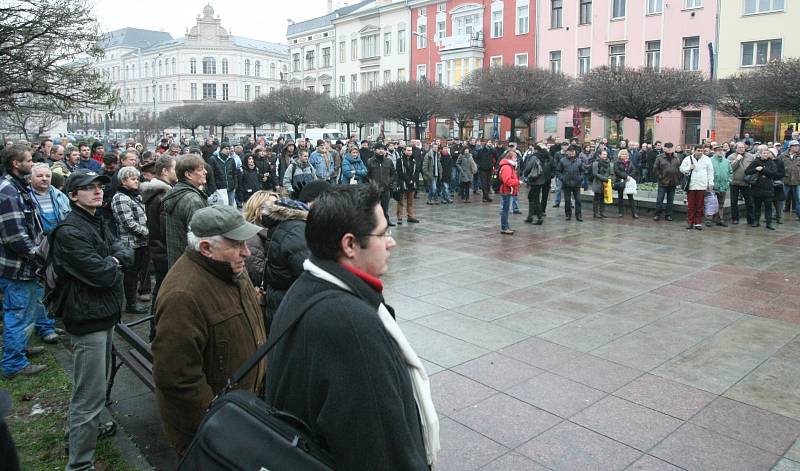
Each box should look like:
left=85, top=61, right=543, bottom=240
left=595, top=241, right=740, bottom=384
left=34, top=224, right=69, bottom=317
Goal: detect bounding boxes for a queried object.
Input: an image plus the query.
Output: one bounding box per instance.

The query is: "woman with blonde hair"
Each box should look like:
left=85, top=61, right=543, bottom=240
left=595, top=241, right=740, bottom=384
left=243, top=190, right=281, bottom=288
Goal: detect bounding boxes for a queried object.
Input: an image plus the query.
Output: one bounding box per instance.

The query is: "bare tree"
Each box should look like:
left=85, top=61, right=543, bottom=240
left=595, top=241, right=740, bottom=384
left=749, top=58, right=800, bottom=115
left=461, top=65, right=572, bottom=142
left=203, top=103, right=240, bottom=139
left=241, top=97, right=277, bottom=140
left=0, top=103, right=62, bottom=141
left=159, top=104, right=208, bottom=137
left=0, top=0, right=114, bottom=112
left=269, top=87, right=325, bottom=136
left=440, top=88, right=481, bottom=140
left=370, top=81, right=445, bottom=139
left=716, top=73, right=766, bottom=140
left=577, top=66, right=714, bottom=144
left=329, top=94, right=362, bottom=137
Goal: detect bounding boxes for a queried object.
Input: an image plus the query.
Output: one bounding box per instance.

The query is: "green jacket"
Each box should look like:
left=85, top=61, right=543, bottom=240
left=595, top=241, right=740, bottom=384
left=163, top=181, right=208, bottom=268
left=711, top=155, right=732, bottom=192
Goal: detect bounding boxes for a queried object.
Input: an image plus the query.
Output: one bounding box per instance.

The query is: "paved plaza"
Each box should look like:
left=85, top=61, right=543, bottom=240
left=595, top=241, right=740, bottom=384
left=108, top=196, right=800, bottom=470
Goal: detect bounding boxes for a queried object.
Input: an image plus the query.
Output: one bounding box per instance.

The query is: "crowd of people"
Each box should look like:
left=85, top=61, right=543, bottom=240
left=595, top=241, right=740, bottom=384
left=1, top=127, right=799, bottom=470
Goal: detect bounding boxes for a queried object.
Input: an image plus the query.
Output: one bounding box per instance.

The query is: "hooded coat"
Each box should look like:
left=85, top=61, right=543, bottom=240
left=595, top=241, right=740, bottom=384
left=141, top=178, right=172, bottom=273
left=262, top=201, right=309, bottom=316
left=163, top=181, right=208, bottom=268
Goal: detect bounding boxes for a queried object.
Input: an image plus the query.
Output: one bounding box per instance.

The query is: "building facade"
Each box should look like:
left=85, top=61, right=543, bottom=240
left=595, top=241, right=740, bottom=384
left=408, top=0, right=537, bottom=139
left=534, top=0, right=716, bottom=146
left=94, top=5, right=288, bottom=125
left=332, top=0, right=411, bottom=138
left=716, top=0, right=797, bottom=143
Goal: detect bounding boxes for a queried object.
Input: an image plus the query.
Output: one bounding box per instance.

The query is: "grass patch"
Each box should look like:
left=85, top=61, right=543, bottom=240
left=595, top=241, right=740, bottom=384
left=2, top=338, right=137, bottom=471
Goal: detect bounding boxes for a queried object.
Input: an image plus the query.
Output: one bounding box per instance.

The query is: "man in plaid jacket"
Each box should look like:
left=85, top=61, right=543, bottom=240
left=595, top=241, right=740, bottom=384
left=0, top=145, right=47, bottom=379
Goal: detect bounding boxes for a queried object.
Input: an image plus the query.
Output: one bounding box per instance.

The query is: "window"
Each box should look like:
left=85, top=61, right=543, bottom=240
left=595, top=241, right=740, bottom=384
left=549, top=51, right=561, bottom=73
left=551, top=0, right=563, bottom=28
left=339, top=41, right=346, bottom=62
left=383, top=33, right=392, bottom=55
left=579, top=0, right=592, bottom=24
left=578, top=47, right=591, bottom=76
left=515, top=53, right=528, bottom=67
left=172, top=84, right=176, bottom=101
left=544, top=114, right=557, bottom=133
left=516, top=0, right=529, bottom=34
left=436, top=62, right=443, bottom=83
left=417, top=64, right=427, bottom=80
left=398, top=27, right=406, bottom=53
left=361, top=34, right=378, bottom=58
left=189, top=58, right=196, bottom=74
left=144, top=86, right=149, bottom=103
left=222, top=58, right=228, bottom=74
left=417, top=24, right=427, bottom=48
left=322, top=47, right=331, bottom=67
left=255, top=86, right=261, bottom=97
left=190, top=83, right=197, bottom=100
left=245, top=85, right=251, bottom=101
left=609, top=44, right=625, bottom=68
left=612, top=0, right=626, bottom=18
left=397, top=68, right=406, bottom=81
left=158, top=85, right=162, bottom=102
left=245, top=59, right=251, bottom=76
left=222, top=83, right=229, bottom=101
left=418, top=7, right=426, bottom=16
left=255, top=60, right=261, bottom=77
left=157, top=60, right=162, bottom=76
left=322, top=83, right=331, bottom=95
left=172, top=58, right=177, bottom=74
left=132, top=64, right=136, bottom=78
left=202, top=83, right=216, bottom=100
left=682, top=36, right=700, bottom=70
left=350, top=74, right=357, bottom=93
left=741, top=39, right=782, bottom=66
left=454, top=14, right=480, bottom=35
left=491, top=2, right=503, bottom=37
left=306, top=50, right=315, bottom=69
left=384, top=69, right=391, bottom=83
left=307, top=86, right=315, bottom=92
left=436, top=18, right=446, bottom=41
left=270, top=62, right=276, bottom=79
left=339, top=75, right=345, bottom=95
left=351, top=39, right=358, bottom=59
left=437, top=3, right=445, bottom=12
left=646, top=40, right=661, bottom=71
left=202, top=57, right=216, bottom=74
left=361, top=71, right=379, bottom=91
left=744, top=0, right=784, bottom=14
left=647, top=0, right=663, bottom=14
left=684, top=0, right=702, bottom=8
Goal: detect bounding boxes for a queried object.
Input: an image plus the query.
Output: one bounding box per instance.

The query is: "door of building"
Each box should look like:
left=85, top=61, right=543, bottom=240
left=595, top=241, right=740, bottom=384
left=683, top=111, right=701, bottom=145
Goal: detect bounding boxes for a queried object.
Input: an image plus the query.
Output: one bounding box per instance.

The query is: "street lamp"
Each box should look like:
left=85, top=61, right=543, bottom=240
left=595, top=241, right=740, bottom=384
left=411, top=31, right=433, bottom=83
left=152, top=52, right=163, bottom=119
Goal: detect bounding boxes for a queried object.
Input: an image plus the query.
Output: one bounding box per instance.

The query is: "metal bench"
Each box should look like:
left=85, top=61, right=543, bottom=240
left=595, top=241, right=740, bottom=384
left=106, top=316, right=154, bottom=404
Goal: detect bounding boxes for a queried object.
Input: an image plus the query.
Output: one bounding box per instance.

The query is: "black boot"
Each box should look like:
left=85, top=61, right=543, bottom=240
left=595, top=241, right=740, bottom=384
left=593, top=201, right=598, bottom=218
left=599, top=204, right=607, bottom=218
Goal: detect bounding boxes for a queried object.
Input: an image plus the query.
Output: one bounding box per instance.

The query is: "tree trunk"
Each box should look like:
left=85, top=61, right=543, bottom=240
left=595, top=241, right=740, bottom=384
left=346, top=122, right=351, bottom=137
left=414, top=122, right=422, bottom=140
left=253, top=126, right=258, bottom=140
left=221, top=125, right=226, bottom=140
left=638, top=119, right=646, bottom=145
left=402, top=123, right=408, bottom=141
left=505, top=115, right=519, bottom=142
left=191, top=127, right=196, bottom=137
left=614, top=119, right=623, bottom=143
left=739, top=118, right=748, bottom=140
left=292, top=123, right=300, bottom=137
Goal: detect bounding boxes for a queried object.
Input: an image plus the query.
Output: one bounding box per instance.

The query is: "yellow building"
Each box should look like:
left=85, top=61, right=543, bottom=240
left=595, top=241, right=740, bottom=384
left=716, top=0, right=799, bottom=143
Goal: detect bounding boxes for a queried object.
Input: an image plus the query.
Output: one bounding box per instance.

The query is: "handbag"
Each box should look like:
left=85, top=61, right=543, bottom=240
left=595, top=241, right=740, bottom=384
left=682, top=157, right=694, bottom=192
left=743, top=172, right=759, bottom=185
left=623, top=178, right=638, bottom=196
left=704, top=191, right=720, bottom=216
left=177, top=292, right=335, bottom=471
left=603, top=179, right=613, bottom=204
left=612, top=178, right=626, bottom=191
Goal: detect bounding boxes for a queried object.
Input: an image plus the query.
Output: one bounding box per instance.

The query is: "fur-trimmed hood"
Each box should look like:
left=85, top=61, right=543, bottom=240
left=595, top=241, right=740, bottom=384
left=140, top=178, right=172, bottom=205
left=262, top=199, right=308, bottom=228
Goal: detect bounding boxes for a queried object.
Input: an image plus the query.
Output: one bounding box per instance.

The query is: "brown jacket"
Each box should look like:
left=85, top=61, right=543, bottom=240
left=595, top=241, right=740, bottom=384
left=654, top=152, right=682, bottom=187
left=729, top=152, right=756, bottom=186
left=152, top=248, right=267, bottom=453
left=780, top=151, right=800, bottom=186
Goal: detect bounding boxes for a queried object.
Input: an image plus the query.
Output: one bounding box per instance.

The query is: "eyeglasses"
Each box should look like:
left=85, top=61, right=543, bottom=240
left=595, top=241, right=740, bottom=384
left=77, top=183, right=105, bottom=192
left=357, top=228, right=393, bottom=240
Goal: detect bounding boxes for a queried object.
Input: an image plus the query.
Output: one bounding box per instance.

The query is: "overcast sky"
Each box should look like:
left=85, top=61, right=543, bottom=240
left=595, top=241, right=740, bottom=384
left=93, top=0, right=335, bottom=44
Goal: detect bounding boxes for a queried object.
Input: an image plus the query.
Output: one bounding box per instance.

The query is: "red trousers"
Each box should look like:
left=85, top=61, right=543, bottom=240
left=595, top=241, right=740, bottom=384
left=686, top=190, right=704, bottom=226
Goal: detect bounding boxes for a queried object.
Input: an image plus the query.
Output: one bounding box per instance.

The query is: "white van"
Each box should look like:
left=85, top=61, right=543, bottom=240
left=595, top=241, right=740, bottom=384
left=304, top=128, right=345, bottom=143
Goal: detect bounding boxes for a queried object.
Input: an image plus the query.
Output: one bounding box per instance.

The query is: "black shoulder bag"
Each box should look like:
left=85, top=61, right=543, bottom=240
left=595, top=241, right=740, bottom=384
left=177, top=291, right=335, bottom=471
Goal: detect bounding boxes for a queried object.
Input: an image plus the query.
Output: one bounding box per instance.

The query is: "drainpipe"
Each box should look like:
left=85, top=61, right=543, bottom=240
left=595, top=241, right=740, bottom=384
left=532, top=0, right=541, bottom=141
left=710, top=0, right=720, bottom=141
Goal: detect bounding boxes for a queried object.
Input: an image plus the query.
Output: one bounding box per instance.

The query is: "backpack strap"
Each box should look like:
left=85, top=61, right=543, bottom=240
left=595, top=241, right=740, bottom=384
left=226, top=290, right=329, bottom=389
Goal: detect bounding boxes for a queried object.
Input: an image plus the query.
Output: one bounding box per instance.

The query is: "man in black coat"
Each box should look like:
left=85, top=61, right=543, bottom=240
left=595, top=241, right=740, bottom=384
left=474, top=141, right=495, bottom=202
left=395, top=145, right=419, bottom=224
left=366, top=143, right=397, bottom=226
left=265, top=185, right=437, bottom=470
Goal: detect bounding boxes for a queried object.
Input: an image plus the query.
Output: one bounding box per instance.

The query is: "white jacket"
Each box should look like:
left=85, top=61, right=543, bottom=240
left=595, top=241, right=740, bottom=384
left=680, top=155, right=714, bottom=190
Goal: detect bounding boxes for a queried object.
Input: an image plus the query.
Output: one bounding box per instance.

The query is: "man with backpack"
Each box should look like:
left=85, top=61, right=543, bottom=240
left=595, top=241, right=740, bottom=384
left=50, top=169, right=133, bottom=470
left=282, top=149, right=317, bottom=197
left=523, top=147, right=545, bottom=225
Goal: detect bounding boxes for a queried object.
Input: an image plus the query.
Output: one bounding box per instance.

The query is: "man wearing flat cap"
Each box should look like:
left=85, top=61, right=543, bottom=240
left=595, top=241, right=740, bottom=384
left=152, top=205, right=267, bottom=454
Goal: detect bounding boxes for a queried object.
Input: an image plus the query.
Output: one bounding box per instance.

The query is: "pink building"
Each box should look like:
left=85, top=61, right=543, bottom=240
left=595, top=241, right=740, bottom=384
left=534, top=0, right=717, bottom=146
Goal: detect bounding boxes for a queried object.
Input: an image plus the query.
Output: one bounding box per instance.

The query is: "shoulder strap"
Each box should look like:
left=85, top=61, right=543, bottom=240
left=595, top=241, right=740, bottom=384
left=227, top=290, right=330, bottom=388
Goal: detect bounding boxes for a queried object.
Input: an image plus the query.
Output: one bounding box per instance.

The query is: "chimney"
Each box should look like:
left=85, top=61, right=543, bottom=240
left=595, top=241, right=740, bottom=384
left=327, top=0, right=333, bottom=12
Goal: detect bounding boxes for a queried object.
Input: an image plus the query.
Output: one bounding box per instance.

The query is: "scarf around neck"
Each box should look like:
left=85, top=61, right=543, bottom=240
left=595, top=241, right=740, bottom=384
left=302, top=259, right=440, bottom=467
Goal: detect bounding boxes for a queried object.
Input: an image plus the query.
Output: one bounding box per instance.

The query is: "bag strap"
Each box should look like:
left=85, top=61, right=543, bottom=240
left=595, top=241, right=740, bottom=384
left=227, top=290, right=330, bottom=389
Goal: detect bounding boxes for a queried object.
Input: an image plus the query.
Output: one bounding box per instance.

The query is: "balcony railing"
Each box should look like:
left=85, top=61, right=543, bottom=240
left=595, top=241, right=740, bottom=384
left=439, top=32, right=484, bottom=52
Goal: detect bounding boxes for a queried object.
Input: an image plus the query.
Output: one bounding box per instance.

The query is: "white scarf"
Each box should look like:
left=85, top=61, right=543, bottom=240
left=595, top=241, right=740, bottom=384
left=303, top=259, right=440, bottom=467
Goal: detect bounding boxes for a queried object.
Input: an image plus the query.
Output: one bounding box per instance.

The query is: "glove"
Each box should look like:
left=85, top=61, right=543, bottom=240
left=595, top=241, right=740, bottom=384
left=112, top=246, right=134, bottom=269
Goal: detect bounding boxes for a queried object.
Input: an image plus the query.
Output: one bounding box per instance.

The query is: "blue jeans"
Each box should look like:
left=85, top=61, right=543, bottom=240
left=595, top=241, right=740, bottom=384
left=450, top=167, right=460, bottom=192
left=439, top=182, right=451, bottom=203
left=427, top=178, right=439, bottom=202
left=785, top=185, right=800, bottom=216
left=500, top=195, right=511, bottom=230
left=473, top=172, right=480, bottom=193
left=554, top=177, right=562, bottom=204
left=227, top=190, right=237, bottom=207
left=1, top=277, right=41, bottom=375
left=655, top=186, right=676, bottom=217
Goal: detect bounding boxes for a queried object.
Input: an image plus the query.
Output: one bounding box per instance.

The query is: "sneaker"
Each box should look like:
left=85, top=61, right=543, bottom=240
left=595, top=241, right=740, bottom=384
left=513, top=211, right=523, bottom=215
left=694, top=225, right=703, bottom=230
left=3, top=363, right=47, bottom=380
left=665, top=216, right=674, bottom=221
left=26, top=346, right=46, bottom=356
left=716, top=221, right=728, bottom=227
left=500, top=229, right=515, bottom=235
left=138, top=293, right=152, bottom=302
left=387, top=221, right=396, bottom=227
left=407, top=217, right=420, bottom=223
left=126, top=304, right=149, bottom=315
left=396, top=219, right=403, bottom=225
left=653, top=215, right=660, bottom=221
left=552, top=203, right=560, bottom=208
left=42, top=333, right=60, bottom=344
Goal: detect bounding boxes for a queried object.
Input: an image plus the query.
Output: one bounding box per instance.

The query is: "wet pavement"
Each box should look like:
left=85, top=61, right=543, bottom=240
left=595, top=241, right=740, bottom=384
left=109, top=193, right=800, bottom=470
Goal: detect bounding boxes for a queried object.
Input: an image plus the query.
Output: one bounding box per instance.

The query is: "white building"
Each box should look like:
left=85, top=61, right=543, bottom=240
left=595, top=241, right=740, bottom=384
left=331, top=0, right=411, bottom=138
left=93, top=5, right=289, bottom=125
